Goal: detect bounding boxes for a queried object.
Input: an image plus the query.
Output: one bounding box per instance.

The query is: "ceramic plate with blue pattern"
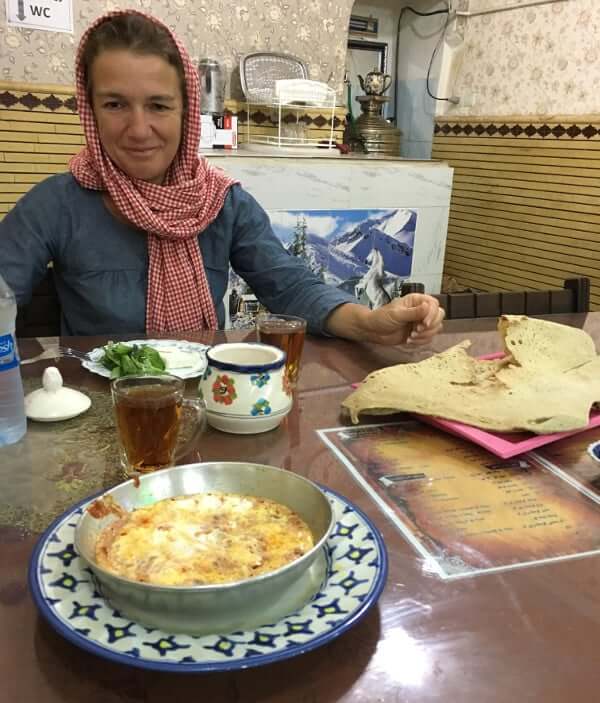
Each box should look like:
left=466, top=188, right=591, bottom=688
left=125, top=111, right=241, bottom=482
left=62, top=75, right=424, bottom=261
left=28, top=487, right=388, bottom=672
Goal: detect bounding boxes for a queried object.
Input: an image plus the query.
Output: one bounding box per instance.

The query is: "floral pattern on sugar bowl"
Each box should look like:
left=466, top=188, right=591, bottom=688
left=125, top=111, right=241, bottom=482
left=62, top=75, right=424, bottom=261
left=251, top=398, right=271, bottom=416
left=198, top=343, right=292, bottom=419
left=251, top=372, right=270, bottom=388
left=212, top=374, right=237, bottom=405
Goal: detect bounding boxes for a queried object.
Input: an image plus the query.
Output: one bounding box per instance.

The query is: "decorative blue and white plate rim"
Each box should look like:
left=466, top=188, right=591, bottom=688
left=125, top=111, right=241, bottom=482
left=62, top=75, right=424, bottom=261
left=29, top=486, right=388, bottom=673
left=83, top=339, right=209, bottom=380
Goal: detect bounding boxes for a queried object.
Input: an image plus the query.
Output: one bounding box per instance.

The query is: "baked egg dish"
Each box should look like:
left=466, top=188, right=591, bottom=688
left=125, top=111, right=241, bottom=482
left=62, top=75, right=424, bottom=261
left=94, top=492, right=314, bottom=586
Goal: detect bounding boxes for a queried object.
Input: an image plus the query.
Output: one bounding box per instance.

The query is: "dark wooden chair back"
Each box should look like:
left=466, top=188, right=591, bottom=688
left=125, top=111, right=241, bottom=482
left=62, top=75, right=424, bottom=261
left=432, top=277, right=590, bottom=320
left=15, top=273, right=591, bottom=336
left=16, top=269, right=61, bottom=337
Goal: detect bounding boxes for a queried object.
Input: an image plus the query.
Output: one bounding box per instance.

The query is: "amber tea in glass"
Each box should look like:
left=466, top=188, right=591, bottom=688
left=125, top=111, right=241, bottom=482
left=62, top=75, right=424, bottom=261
left=112, top=374, right=186, bottom=475
left=256, top=314, right=307, bottom=387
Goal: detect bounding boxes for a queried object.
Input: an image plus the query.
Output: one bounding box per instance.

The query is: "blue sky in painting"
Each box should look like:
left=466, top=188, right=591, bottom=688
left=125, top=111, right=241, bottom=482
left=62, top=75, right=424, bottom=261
left=268, top=209, right=399, bottom=243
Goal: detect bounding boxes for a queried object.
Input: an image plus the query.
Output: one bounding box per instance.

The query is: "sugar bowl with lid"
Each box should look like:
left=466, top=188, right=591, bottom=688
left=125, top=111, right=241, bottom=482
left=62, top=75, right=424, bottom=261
left=198, top=342, right=293, bottom=433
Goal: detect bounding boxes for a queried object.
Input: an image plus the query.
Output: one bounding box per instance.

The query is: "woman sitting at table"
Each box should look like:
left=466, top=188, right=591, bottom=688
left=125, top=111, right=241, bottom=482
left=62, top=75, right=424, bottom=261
left=0, top=9, right=444, bottom=346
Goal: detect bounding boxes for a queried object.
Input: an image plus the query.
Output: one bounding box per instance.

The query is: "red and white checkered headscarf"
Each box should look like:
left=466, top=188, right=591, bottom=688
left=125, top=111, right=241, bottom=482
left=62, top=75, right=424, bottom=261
left=69, top=9, right=238, bottom=333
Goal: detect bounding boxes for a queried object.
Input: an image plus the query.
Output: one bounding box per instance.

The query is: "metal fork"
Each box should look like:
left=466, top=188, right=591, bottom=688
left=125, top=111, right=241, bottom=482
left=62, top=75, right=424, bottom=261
left=57, top=346, right=91, bottom=362
left=21, top=346, right=91, bottom=365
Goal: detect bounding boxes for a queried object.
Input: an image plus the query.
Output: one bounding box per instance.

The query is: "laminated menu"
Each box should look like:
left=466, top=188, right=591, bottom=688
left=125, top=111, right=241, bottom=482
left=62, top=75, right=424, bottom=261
left=319, top=421, right=600, bottom=579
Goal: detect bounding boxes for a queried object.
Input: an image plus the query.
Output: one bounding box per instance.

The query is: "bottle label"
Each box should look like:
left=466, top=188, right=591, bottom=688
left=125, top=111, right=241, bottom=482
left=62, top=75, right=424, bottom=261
left=0, top=334, right=18, bottom=372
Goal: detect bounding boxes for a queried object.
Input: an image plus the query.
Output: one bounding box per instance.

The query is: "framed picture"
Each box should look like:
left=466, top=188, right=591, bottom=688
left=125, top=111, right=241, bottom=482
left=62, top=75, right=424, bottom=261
left=226, top=207, right=416, bottom=328
left=346, top=40, right=390, bottom=120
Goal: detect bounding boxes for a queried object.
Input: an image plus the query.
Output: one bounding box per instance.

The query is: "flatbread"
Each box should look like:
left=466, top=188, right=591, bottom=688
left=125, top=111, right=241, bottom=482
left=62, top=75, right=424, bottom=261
left=342, top=315, right=600, bottom=434
left=498, top=314, right=596, bottom=372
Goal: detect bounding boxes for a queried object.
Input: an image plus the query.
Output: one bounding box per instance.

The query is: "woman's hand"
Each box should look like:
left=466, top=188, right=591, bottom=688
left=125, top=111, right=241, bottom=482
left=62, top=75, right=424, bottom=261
left=325, top=294, right=445, bottom=346
left=365, top=293, right=445, bottom=345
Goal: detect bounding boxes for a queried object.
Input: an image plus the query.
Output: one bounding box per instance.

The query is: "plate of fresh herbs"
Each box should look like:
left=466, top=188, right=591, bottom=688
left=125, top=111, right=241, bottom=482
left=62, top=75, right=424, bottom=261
left=83, top=339, right=209, bottom=379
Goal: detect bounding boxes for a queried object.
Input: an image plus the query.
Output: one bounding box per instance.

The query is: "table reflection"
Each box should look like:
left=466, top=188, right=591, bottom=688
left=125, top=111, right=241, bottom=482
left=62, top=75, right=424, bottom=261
left=6, top=314, right=600, bottom=702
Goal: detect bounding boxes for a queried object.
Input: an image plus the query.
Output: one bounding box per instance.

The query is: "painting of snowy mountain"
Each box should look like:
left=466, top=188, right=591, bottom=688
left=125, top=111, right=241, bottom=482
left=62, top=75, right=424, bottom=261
left=227, top=208, right=417, bottom=325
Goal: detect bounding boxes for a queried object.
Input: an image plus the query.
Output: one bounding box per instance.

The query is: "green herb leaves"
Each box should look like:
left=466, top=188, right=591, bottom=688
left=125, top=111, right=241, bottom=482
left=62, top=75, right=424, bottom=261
left=100, top=342, right=166, bottom=379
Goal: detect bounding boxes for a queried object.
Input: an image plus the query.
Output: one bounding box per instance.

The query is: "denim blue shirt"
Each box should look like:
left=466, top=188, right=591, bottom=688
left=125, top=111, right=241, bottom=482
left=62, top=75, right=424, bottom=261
left=0, top=173, right=354, bottom=336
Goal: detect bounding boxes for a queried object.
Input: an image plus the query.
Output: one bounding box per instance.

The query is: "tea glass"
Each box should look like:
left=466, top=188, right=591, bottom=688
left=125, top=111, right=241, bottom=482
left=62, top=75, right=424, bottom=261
left=256, top=313, right=307, bottom=388
left=111, top=374, right=205, bottom=477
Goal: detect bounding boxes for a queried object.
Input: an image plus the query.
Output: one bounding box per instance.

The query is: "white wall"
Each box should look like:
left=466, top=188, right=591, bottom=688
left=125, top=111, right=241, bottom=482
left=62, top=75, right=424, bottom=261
left=441, top=0, right=599, bottom=118
left=348, top=0, right=450, bottom=158
left=395, top=0, right=450, bottom=158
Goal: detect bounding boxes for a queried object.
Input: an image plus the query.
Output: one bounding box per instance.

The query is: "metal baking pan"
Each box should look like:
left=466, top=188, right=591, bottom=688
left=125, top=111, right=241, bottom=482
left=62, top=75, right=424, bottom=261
left=74, top=462, right=334, bottom=635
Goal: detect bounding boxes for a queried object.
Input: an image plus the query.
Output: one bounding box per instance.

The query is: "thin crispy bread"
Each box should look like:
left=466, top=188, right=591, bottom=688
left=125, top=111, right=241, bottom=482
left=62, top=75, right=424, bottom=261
left=342, top=315, right=600, bottom=434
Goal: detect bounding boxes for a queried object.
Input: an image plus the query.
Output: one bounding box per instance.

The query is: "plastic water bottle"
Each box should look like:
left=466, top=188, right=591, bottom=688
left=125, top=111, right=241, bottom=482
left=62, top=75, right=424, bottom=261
left=0, top=275, right=26, bottom=446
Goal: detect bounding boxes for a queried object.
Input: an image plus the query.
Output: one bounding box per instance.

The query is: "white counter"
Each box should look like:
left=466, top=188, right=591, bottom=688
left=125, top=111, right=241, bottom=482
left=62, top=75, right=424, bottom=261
left=204, top=149, right=453, bottom=295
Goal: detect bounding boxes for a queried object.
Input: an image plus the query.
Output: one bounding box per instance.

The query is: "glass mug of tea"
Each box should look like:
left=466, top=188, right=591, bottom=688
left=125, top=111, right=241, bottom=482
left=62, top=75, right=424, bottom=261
left=111, top=374, right=206, bottom=477
left=256, top=313, right=307, bottom=388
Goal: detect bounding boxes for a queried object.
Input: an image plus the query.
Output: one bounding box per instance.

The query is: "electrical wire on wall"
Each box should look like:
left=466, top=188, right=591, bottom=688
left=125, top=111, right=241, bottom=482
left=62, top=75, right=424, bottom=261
left=393, top=2, right=455, bottom=126
left=456, top=0, right=567, bottom=18
left=425, top=7, right=459, bottom=105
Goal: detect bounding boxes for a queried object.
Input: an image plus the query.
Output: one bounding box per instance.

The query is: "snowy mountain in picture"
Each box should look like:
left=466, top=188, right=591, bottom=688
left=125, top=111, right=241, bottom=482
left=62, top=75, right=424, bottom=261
left=330, top=209, right=415, bottom=277
left=374, top=208, right=415, bottom=240
left=282, top=232, right=364, bottom=284
left=226, top=207, right=418, bottom=325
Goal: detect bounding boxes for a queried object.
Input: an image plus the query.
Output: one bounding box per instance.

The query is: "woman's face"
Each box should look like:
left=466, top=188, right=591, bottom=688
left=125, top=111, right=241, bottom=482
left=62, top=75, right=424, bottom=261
left=89, top=48, right=184, bottom=184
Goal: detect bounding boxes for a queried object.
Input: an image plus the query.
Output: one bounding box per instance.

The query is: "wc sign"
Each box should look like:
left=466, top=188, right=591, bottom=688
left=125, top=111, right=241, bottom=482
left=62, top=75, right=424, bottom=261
left=5, top=0, right=73, bottom=33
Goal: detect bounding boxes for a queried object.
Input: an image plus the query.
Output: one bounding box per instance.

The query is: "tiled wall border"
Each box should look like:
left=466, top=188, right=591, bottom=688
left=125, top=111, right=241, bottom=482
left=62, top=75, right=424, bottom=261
left=435, top=117, right=600, bottom=140
left=0, top=82, right=345, bottom=129
left=0, top=90, right=77, bottom=113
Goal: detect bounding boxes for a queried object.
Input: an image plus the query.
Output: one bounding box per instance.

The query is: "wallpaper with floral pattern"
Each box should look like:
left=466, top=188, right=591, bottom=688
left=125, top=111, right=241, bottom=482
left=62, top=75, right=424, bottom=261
left=0, top=0, right=354, bottom=96
left=451, top=0, right=600, bottom=117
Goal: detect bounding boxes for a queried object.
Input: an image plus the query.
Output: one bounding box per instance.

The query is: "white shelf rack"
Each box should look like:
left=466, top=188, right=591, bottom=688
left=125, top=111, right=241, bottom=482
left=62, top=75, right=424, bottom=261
left=244, top=82, right=337, bottom=152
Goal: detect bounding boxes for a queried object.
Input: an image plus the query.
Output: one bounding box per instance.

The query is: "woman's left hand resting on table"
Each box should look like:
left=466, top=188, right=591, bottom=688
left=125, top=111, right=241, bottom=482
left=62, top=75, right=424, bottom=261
left=325, top=293, right=445, bottom=346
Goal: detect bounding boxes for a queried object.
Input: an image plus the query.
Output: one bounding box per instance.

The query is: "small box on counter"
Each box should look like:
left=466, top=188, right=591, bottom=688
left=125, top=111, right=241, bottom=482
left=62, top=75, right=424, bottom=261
left=199, top=114, right=238, bottom=150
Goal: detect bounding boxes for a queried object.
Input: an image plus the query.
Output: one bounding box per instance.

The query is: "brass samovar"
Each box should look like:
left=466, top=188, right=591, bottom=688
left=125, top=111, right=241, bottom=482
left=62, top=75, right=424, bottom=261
left=355, top=70, right=402, bottom=156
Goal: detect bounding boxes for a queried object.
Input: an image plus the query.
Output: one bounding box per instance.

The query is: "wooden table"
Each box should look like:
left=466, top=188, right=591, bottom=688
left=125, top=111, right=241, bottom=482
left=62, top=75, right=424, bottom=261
left=3, top=313, right=600, bottom=703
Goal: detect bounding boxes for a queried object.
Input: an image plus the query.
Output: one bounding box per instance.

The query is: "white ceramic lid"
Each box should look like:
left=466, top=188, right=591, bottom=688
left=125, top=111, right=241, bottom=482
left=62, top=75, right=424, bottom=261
left=24, top=366, right=91, bottom=422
